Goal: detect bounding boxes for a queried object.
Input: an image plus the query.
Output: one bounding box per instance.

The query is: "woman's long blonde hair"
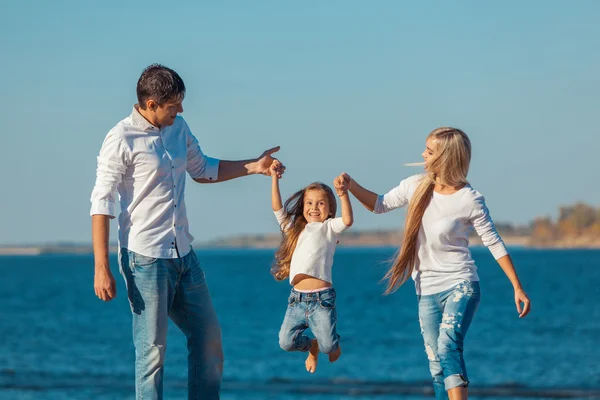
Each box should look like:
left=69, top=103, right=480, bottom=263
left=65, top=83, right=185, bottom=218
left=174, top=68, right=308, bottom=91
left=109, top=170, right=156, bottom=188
left=383, top=127, right=472, bottom=294
left=271, top=182, right=337, bottom=281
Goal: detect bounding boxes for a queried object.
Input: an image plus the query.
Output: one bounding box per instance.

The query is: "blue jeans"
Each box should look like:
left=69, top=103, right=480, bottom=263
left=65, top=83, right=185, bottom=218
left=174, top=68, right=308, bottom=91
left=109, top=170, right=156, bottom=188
left=418, top=280, right=480, bottom=400
left=278, top=288, right=340, bottom=354
left=119, top=248, right=223, bottom=400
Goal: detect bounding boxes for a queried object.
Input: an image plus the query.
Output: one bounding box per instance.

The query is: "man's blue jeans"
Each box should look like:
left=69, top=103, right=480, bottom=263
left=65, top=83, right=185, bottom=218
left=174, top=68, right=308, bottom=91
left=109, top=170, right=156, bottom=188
left=417, top=280, right=480, bottom=400
left=278, top=288, right=340, bottom=354
left=119, top=248, right=223, bottom=400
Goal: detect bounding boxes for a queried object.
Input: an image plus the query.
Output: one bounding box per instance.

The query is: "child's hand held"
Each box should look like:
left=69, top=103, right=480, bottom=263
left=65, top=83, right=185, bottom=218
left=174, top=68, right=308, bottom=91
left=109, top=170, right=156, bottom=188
left=270, top=159, right=284, bottom=178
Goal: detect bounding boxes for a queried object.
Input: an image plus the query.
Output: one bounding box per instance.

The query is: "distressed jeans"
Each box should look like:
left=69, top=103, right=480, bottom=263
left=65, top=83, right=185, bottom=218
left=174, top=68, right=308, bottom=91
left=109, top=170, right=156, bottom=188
left=278, top=288, right=340, bottom=354
left=418, top=280, right=480, bottom=400
left=119, top=248, right=223, bottom=400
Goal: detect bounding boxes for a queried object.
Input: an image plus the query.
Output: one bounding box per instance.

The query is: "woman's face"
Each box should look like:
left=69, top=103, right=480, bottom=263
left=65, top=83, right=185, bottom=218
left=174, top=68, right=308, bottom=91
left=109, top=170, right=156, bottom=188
left=421, top=138, right=438, bottom=172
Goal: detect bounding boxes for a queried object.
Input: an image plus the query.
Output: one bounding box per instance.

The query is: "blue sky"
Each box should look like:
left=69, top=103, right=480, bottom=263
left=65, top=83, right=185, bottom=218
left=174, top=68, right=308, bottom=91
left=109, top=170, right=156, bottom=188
left=0, top=1, right=598, bottom=245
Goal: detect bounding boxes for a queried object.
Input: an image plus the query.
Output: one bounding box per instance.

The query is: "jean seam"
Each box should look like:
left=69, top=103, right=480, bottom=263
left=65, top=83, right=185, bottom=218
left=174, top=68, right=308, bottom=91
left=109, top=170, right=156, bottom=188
left=139, top=312, right=145, bottom=400
left=184, top=305, right=195, bottom=399
left=132, top=253, right=143, bottom=400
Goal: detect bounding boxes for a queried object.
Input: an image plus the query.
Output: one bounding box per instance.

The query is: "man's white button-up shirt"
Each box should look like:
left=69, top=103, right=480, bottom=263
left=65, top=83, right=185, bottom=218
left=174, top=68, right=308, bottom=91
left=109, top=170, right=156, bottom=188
left=90, top=107, right=219, bottom=258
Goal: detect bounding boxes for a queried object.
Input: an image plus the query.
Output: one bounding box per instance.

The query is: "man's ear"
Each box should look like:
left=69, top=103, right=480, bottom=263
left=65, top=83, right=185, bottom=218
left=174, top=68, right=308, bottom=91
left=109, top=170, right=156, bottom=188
left=146, top=99, right=157, bottom=111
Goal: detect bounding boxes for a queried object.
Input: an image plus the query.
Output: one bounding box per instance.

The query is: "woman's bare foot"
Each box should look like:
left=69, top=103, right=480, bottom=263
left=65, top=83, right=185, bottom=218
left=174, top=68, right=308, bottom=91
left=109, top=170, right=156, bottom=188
left=305, top=339, right=319, bottom=373
left=328, top=345, right=341, bottom=363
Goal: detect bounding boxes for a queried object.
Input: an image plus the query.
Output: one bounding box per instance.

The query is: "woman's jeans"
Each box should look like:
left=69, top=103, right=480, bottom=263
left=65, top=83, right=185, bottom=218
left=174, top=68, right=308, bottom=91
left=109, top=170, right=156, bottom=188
left=278, top=288, right=340, bottom=354
left=418, top=280, right=480, bottom=400
left=119, top=248, right=223, bottom=400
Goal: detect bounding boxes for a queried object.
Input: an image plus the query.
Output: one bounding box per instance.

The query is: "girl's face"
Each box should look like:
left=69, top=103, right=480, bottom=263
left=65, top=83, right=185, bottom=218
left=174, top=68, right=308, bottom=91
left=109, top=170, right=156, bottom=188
left=421, top=138, right=438, bottom=172
left=303, top=189, right=331, bottom=223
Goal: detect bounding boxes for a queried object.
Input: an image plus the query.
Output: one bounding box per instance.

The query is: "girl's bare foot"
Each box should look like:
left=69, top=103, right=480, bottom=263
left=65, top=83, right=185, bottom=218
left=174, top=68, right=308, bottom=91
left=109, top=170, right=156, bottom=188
left=305, top=339, right=319, bottom=373
left=328, top=345, right=341, bottom=363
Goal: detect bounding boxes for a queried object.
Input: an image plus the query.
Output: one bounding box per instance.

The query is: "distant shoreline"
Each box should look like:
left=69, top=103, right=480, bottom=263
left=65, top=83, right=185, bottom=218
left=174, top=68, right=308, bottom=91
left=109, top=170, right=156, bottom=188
left=1, top=232, right=598, bottom=256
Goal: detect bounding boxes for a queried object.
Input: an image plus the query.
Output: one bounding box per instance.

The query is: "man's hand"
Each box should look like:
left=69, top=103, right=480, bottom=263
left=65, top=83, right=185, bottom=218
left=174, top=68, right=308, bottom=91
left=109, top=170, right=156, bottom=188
left=249, top=146, right=286, bottom=177
left=94, top=266, right=117, bottom=301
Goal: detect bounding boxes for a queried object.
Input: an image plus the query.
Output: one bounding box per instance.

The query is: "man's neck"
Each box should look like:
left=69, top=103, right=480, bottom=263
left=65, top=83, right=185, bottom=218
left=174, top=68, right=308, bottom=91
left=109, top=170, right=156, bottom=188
left=135, top=104, right=160, bottom=128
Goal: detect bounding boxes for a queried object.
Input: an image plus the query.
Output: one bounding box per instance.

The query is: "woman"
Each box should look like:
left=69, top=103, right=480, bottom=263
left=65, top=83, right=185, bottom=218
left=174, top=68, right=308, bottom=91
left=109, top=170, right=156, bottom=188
left=336, top=127, right=531, bottom=400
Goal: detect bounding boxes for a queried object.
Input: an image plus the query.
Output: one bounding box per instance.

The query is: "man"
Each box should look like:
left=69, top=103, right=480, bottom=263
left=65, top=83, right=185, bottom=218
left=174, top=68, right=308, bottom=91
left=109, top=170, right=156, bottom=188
left=90, top=64, right=284, bottom=399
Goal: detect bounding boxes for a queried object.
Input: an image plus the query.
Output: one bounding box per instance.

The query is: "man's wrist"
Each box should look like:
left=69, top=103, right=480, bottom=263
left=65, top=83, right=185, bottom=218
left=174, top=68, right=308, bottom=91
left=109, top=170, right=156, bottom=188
left=245, top=158, right=260, bottom=175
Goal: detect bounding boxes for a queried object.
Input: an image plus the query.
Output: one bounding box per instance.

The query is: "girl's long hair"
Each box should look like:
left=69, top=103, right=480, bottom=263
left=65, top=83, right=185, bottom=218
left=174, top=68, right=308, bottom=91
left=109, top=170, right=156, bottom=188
left=271, top=182, right=337, bottom=281
left=383, top=127, right=472, bottom=294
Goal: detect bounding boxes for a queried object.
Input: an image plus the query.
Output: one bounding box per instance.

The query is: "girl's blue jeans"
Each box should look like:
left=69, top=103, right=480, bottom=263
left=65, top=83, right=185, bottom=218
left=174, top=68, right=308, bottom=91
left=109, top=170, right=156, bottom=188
left=278, top=287, right=340, bottom=354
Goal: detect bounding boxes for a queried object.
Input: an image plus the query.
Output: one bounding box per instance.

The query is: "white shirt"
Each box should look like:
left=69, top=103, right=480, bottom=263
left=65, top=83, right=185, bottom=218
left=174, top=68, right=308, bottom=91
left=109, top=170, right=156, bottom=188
left=374, top=174, right=508, bottom=295
left=274, top=209, right=349, bottom=285
left=90, top=107, right=219, bottom=259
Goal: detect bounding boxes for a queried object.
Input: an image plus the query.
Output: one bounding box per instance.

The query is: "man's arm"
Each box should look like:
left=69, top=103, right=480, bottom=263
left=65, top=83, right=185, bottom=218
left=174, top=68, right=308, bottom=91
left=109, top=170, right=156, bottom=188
left=194, top=146, right=284, bottom=183
left=92, top=215, right=116, bottom=301
left=194, top=159, right=261, bottom=183
left=90, top=130, right=127, bottom=302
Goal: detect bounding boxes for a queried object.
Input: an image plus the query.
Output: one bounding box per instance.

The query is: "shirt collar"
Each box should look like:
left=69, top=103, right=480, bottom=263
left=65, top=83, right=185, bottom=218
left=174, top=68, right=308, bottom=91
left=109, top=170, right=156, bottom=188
left=131, top=105, right=159, bottom=132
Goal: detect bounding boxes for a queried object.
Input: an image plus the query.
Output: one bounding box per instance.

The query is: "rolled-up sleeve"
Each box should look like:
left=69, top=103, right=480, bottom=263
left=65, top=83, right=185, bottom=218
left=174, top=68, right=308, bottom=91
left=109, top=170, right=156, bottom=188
left=186, top=129, right=219, bottom=181
left=470, top=195, right=508, bottom=260
left=90, top=130, right=128, bottom=218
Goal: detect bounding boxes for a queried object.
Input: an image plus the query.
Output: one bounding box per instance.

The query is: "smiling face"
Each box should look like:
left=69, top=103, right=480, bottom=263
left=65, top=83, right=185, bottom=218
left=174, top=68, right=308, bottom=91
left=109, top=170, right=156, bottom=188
left=143, top=97, right=184, bottom=128
left=303, top=189, right=331, bottom=223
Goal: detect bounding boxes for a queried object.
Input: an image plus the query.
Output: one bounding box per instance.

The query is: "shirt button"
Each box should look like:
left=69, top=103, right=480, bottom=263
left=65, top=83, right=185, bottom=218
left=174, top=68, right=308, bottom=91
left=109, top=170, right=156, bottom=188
left=171, top=242, right=175, bottom=245
left=172, top=166, right=175, bottom=169
left=174, top=205, right=177, bottom=208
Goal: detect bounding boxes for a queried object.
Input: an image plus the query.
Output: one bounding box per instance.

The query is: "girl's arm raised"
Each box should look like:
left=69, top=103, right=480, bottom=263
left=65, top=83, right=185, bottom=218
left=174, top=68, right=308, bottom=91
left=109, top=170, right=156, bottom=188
left=336, top=182, right=354, bottom=227
left=337, top=173, right=378, bottom=212
left=271, top=161, right=283, bottom=211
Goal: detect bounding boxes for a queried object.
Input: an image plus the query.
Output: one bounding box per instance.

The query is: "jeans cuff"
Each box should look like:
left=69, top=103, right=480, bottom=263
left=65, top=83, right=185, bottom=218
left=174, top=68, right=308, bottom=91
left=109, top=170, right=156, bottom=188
left=444, top=374, right=469, bottom=390
left=297, top=337, right=312, bottom=352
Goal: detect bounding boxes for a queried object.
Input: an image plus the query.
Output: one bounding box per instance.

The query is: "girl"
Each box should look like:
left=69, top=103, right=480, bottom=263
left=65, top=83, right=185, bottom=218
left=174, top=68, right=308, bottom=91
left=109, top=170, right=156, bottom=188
left=270, top=160, right=353, bottom=373
left=336, top=127, right=531, bottom=400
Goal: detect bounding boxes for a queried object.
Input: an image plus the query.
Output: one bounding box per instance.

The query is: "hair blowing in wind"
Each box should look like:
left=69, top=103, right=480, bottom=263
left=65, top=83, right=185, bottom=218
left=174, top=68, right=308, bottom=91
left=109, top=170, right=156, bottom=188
left=383, top=127, right=472, bottom=294
left=271, top=183, right=337, bottom=281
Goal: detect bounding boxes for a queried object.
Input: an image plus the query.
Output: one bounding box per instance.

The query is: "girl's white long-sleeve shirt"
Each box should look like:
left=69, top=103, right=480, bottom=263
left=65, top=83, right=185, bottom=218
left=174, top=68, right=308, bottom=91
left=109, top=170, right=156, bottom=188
left=375, top=174, right=508, bottom=295
left=274, top=209, right=349, bottom=285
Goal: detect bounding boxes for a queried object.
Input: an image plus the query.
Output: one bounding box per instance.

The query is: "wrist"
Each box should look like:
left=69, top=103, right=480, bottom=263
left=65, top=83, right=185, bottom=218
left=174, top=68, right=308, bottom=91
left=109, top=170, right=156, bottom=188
left=245, top=158, right=260, bottom=175
left=95, top=263, right=111, bottom=273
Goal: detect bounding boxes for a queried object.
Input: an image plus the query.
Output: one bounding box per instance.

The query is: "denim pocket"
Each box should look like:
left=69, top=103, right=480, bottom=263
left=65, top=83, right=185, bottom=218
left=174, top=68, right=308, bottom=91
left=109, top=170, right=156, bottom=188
left=288, top=295, right=296, bottom=306
left=132, top=252, right=158, bottom=267
left=319, top=293, right=336, bottom=309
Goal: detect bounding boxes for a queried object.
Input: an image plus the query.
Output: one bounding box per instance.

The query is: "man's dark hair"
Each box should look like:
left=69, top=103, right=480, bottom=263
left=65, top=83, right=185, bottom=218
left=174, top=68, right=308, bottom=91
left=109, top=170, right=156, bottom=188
left=136, top=64, right=186, bottom=109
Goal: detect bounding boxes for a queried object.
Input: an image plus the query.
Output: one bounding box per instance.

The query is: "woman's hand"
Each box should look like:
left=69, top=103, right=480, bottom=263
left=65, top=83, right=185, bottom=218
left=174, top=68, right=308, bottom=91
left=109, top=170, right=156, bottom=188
left=334, top=173, right=352, bottom=196
left=515, top=287, right=531, bottom=318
